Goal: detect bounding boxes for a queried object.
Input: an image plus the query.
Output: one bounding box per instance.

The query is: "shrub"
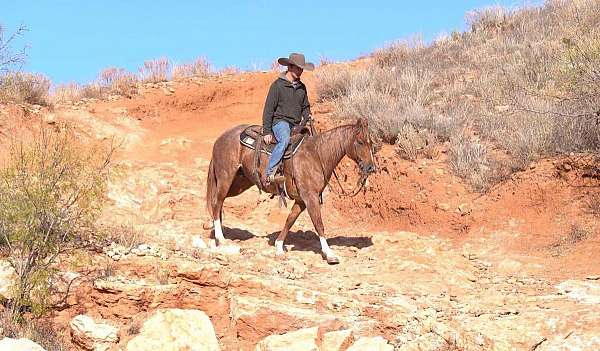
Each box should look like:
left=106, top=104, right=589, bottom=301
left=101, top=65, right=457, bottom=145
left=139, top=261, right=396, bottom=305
left=0, top=72, right=51, bottom=106
left=172, top=57, right=211, bottom=79
left=78, top=82, right=106, bottom=100
left=314, top=66, right=352, bottom=101
left=0, top=125, right=113, bottom=319
left=99, top=67, right=138, bottom=96
left=465, top=5, right=510, bottom=33
left=0, top=24, right=27, bottom=73
left=449, top=134, right=494, bottom=191
left=139, top=57, right=171, bottom=83
left=52, top=82, right=82, bottom=104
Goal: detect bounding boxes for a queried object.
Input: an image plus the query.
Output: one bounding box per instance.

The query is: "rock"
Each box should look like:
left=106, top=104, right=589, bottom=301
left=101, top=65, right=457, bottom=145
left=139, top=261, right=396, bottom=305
left=255, top=327, right=321, bottom=351
left=457, top=203, right=472, bottom=215
left=437, top=203, right=451, bottom=211
left=556, top=280, right=600, bottom=304
left=192, top=235, right=208, bottom=249
left=0, top=338, right=46, bottom=351
left=586, top=275, right=600, bottom=281
left=497, top=258, right=523, bottom=274
left=539, top=331, right=600, bottom=350
left=323, top=329, right=353, bottom=351
left=126, top=309, right=219, bottom=351
left=70, top=315, right=119, bottom=351
left=347, top=336, right=393, bottom=351
left=0, top=260, right=16, bottom=300
left=210, top=243, right=241, bottom=256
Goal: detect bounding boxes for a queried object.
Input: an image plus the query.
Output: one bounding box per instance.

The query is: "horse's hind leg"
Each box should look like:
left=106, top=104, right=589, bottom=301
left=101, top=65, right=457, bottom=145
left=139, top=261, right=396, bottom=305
left=275, top=201, right=306, bottom=256
left=207, top=160, right=239, bottom=244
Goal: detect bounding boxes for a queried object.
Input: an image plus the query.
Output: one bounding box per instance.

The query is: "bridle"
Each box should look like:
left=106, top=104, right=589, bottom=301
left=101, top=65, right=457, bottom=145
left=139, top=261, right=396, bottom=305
left=309, top=120, right=376, bottom=198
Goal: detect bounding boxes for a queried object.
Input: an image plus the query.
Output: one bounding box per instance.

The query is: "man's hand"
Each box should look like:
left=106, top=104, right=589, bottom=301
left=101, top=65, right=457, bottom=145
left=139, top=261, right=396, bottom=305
left=263, top=134, right=274, bottom=144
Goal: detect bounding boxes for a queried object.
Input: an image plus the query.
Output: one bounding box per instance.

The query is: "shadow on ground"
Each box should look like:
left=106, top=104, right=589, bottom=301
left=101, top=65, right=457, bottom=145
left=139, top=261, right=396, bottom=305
left=265, top=230, right=373, bottom=254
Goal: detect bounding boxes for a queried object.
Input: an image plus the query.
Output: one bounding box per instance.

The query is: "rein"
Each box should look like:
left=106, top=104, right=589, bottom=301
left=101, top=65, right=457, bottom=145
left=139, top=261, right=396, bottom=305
left=329, top=169, right=369, bottom=197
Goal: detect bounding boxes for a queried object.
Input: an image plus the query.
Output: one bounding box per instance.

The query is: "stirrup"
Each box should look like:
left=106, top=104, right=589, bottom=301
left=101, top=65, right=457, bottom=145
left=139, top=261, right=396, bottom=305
left=263, top=173, right=285, bottom=187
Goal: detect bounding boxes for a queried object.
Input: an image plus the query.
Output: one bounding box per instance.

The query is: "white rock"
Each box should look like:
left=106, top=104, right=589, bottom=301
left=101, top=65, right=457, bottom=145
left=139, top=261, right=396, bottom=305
left=556, top=280, right=600, bottom=304
left=126, top=309, right=219, bottom=351
left=322, top=329, right=353, bottom=351
left=255, top=327, right=320, bottom=351
left=497, top=258, right=523, bottom=274
left=70, top=315, right=119, bottom=351
left=347, top=336, right=393, bottom=351
left=0, top=337, right=47, bottom=351
left=210, top=244, right=241, bottom=256
left=0, top=260, right=16, bottom=300
left=192, top=235, right=208, bottom=249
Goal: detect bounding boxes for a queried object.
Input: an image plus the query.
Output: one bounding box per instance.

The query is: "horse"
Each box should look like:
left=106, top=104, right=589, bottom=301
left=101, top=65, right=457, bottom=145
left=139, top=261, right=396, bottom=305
left=205, top=118, right=376, bottom=264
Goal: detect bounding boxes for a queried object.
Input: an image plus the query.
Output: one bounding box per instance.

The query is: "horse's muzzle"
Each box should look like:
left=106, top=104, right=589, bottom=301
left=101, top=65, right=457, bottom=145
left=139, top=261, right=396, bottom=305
left=360, top=162, right=376, bottom=175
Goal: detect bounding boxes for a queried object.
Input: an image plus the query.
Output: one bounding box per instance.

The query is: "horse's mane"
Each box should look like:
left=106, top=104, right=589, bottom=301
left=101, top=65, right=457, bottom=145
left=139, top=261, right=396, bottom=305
left=313, top=123, right=358, bottom=175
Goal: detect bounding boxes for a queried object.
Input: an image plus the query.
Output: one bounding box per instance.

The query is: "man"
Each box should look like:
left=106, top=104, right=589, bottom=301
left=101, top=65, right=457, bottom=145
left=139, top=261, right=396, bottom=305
left=261, top=52, right=314, bottom=186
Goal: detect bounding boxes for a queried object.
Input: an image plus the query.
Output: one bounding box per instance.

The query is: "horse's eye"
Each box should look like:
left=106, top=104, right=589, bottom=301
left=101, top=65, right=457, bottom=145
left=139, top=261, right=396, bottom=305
left=357, top=140, right=364, bottom=146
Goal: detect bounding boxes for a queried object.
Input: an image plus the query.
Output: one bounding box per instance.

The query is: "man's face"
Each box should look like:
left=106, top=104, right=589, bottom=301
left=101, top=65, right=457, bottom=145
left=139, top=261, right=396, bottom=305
left=289, top=64, right=303, bottom=80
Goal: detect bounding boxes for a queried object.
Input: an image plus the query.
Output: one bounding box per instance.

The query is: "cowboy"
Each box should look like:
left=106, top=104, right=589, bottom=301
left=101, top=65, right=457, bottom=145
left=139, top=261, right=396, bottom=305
left=261, top=52, right=314, bottom=186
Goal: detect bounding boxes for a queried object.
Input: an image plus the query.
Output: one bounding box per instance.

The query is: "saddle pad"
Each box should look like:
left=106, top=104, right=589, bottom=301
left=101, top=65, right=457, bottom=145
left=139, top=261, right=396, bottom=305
left=240, top=125, right=306, bottom=159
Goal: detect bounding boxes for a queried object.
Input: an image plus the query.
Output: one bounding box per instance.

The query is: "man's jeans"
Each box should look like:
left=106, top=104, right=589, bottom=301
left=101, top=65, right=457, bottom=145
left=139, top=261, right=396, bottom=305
left=266, top=121, right=291, bottom=176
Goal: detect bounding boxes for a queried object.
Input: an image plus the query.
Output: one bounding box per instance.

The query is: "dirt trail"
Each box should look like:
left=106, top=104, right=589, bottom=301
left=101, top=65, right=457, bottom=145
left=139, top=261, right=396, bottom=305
left=7, top=69, right=599, bottom=350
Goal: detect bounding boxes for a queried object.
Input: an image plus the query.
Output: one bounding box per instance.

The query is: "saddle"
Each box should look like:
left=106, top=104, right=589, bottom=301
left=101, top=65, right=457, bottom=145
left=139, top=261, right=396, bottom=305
left=239, top=125, right=308, bottom=158
left=240, top=124, right=311, bottom=206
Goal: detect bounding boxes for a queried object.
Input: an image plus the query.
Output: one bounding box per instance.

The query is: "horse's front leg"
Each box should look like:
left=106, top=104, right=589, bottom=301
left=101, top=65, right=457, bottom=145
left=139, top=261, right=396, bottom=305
left=304, top=194, right=339, bottom=264
left=276, top=201, right=306, bottom=257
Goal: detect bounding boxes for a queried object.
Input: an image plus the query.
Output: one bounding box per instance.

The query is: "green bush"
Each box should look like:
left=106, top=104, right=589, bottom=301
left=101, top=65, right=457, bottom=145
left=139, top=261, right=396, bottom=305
left=0, top=126, right=113, bottom=319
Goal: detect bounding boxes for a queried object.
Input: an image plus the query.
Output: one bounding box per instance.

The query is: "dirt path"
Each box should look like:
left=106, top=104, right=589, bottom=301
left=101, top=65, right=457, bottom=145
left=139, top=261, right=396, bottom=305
left=36, top=70, right=600, bottom=350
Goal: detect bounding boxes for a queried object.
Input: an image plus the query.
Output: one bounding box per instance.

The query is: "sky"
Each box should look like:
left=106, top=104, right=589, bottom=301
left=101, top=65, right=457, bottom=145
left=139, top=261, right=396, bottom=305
left=2, top=0, right=523, bottom=85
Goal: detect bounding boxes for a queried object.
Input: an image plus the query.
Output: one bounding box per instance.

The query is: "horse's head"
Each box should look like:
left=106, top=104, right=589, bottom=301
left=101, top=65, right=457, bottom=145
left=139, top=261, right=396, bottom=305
left=347, top=118, right=376, bottom=175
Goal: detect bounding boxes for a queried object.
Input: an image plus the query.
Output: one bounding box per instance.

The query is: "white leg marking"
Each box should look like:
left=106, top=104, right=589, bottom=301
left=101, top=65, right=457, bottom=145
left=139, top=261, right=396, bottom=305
left=214, top=219, right=224, bottom=242
left=319, top=236, right=334, bottom=257
left=275, top=240, right=284, bottom=255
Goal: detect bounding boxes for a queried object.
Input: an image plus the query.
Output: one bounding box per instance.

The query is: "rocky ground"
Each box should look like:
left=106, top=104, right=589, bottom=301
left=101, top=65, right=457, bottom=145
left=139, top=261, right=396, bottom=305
left=1, top=70, right=599, bottom=350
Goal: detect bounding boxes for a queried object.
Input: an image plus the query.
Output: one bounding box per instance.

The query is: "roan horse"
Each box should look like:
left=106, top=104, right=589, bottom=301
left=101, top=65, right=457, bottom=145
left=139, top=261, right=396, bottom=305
left=205, top=118, right=376, bottom=264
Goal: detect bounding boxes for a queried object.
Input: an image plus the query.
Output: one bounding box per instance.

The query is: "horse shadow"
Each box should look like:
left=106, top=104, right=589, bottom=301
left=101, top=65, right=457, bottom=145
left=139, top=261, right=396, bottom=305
left=265, top=230, right=373, bottom=254
left=214, top=226, right=255, bottom=241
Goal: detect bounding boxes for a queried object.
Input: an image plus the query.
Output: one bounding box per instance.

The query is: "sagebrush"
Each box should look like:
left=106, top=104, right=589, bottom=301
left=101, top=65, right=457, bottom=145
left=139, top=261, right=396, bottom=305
left=0, top=125, right=114, bottom=319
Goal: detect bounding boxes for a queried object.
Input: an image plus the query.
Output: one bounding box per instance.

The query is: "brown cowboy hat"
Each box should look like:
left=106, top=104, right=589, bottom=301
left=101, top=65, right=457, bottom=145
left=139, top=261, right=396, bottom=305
left=277, top=53, right=315, bottom=71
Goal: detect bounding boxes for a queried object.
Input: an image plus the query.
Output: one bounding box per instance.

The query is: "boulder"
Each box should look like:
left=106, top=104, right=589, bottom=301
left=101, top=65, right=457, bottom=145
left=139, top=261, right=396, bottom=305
left=347, top=336, right=393, bottom=351
left=322, top=329, right=354, bottom=351
left=126, top=309, right=219, bottom=351
left=70, top=315, right=119, bottom=351
left=0, top=338, right=46, bottom=351
left=0, top=260, right=16, bottom=300
left=255, top=327, right=321, bottom=351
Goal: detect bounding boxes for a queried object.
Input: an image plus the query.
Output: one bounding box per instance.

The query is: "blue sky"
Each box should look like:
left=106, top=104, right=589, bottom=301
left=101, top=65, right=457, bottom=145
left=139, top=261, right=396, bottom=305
left=3, top=0, right=521, bottom=84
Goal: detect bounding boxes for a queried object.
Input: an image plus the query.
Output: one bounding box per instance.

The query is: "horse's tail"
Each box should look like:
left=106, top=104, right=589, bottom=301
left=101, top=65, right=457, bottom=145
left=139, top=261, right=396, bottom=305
left=203, top=158, right=217, bottom=230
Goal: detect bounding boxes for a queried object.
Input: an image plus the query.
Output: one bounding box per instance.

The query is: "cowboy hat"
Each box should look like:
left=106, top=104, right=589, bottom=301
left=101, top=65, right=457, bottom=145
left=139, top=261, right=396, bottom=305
left=277, top=53, right=315, bottom=71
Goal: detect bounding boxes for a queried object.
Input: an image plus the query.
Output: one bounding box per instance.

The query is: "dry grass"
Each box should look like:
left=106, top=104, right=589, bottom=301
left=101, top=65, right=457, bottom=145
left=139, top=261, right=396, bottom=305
left=172, top=57, right=211, bottom=79
left=317, top=0, right=600, bottom=190
left=99, top=67, right=138, bottom=96
left=0, top=309, right=66, bottom=351
left=52, top=82, right=82, bottom=103
left=139, top=57, right=171, bottom=83
left=105, top=223, right=145, bottom=251
left=0, top=72, right=51, bottom=106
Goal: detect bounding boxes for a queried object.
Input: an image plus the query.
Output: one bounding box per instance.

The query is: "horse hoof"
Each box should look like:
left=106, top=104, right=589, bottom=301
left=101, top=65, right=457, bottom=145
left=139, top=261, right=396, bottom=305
left=275, top=252, right=285, bottom=260
left=326, top=255, right=340, bottom=265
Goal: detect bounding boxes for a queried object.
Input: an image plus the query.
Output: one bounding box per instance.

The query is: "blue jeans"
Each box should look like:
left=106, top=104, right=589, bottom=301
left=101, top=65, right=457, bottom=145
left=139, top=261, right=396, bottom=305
left=266, top=121, right=291, bottom=176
